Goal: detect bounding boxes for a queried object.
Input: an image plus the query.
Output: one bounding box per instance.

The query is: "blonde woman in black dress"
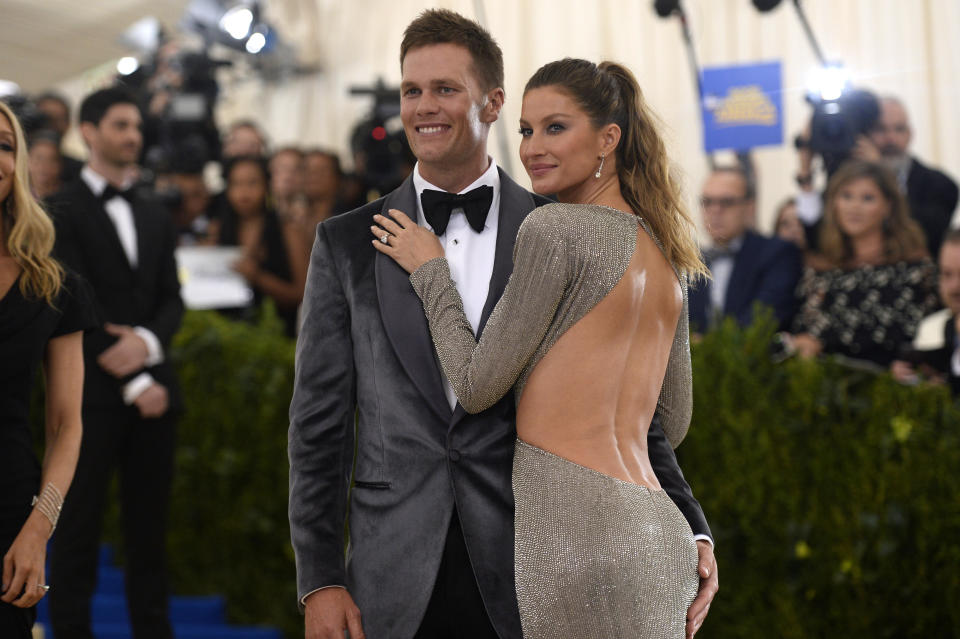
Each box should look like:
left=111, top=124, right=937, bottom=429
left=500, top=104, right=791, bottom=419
left=373, top=59, right=711, bottom=638
left=0, top=100, right=94, bottom=637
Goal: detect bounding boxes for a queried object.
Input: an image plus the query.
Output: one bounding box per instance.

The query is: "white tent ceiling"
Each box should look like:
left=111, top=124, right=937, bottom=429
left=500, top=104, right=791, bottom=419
left=1, top=0, right=189, bottom=94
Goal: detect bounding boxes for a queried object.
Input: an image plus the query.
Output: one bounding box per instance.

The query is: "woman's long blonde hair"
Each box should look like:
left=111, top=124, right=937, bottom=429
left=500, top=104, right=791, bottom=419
left=524, top=59, right=708, bottom=280
left=0, top=100, right=63, bottom=304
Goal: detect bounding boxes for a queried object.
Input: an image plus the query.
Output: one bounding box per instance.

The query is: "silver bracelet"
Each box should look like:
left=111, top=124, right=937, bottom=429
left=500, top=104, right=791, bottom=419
left=31, top=483, right=64, bottom=537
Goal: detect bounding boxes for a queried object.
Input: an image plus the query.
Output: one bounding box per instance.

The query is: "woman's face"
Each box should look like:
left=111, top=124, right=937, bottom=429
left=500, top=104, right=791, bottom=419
left=775, top=202, right=806, bottom=250
left=270, top=151, right=303, bottom=199
left=28, top=140, right=62, bottom=195
left=0, top=113, right=16, bottom=204
left=519, top=86, right=604, bottom=199
left=227, top=161, right=267, bottom=216
left=833, top=176, right=890, bottom=239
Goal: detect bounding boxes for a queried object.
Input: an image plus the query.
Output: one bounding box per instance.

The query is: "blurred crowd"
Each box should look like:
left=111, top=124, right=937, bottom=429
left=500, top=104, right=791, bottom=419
left=690, top=94, right=959, bottom=390
left=11, top=84, right=412, bottom=338
left=7, top=80, right=960, bottom=383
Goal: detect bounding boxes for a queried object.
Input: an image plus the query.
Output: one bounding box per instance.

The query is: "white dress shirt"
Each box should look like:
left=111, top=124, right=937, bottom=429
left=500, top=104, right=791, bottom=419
left=81, top=166, right=164, bottom=403
left=708, top=234, right=745, bottom=320
left=412, top=159, right=501, bottom=410
left=412, top=162, right=715, bottom=549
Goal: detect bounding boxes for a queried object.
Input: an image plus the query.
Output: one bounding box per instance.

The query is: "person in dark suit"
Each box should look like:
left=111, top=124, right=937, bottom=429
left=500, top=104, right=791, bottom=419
left=892, top=229, right=960, bottom=392
left=288, top=10, right=717, bottom=639
left=796, top=96, right=959, bottom=257
left=46, top=87, right=183, bottom=639
left=34, top=91, right=83, bottom=183
left=689, top=167, right=803, bottom=333
left=864, top=96, right=959, bottom=259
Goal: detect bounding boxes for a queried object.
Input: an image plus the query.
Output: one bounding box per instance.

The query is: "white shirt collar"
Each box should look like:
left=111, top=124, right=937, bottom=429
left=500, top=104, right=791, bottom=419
left=81, top=165, right=135, bottom=197
left=413, top=159, right=500, bottom=232
left=80, top=165, right=108, bottom=197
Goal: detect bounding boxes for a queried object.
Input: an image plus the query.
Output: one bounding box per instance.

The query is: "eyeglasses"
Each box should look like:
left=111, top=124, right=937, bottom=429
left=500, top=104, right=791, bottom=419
left=701, top=196, right=748, bottom=210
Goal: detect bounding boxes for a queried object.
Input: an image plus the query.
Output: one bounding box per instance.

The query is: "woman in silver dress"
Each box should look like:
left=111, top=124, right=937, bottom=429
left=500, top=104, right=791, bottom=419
left=372, top=58, right=709, bottom=638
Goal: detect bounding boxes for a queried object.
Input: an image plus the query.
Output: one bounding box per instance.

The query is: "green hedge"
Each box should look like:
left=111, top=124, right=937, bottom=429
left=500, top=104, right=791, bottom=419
left=91, top=309, right=958, bottom=638
left=682, top=315, right=960, bottom=638
left=165, top=307, right=299, bottom=636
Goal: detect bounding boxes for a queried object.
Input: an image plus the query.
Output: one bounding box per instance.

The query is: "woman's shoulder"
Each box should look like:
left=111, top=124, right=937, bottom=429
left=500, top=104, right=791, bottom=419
left=54, top=268, right=99, bottom=333
left=522, top=202, right=637, bottom=236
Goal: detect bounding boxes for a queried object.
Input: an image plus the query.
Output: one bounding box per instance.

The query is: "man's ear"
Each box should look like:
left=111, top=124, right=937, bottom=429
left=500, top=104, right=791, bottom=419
left=79, top=121, right=97, bottom=149
left=482, top=87, right=505, bottom=124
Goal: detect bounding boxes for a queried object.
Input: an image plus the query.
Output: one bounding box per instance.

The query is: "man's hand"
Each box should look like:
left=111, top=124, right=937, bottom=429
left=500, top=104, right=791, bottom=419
left=304, top=588, right=364, bottom=639
left=134, top=383, right=169, bottom=419
left=852, top=135, right=882, bottom=162
left=686, top=540, right=718, bottom=638
left=890, top=360, right=919, bottom=385
left=791, top=333, right=824, bottom=359
left=98, top=323, right=149, bottom=377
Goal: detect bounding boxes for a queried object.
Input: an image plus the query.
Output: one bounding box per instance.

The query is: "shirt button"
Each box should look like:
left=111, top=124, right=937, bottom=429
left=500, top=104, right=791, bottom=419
left=449, top=449, right=461, bottom=462
left=452, top=238, right=459, bottom=245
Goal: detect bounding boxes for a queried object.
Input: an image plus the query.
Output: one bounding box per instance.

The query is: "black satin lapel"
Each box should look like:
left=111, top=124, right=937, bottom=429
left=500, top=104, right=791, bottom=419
left=724, top=232, right=757, bottom=315
left=375, top=179, right=452, bottom=422
left=450, top=172, right=537, bottom=426
left=476, top=169, right=537, bottom=338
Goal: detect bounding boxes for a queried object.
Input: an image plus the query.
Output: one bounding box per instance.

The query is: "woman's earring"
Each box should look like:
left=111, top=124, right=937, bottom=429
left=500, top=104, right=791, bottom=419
left=595, top=153, right=605, bottom=179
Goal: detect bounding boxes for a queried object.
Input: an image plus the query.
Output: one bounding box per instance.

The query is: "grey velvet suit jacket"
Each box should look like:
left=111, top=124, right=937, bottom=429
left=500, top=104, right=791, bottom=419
left=288, top=170, right=710, bottom=639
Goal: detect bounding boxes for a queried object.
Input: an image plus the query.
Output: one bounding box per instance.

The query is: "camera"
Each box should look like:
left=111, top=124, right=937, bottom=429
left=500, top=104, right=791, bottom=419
left=804, top=70, right=880, bottom=176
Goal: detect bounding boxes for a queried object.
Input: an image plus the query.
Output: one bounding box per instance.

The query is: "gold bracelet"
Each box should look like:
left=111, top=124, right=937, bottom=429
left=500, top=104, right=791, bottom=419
left=31, top=483, right=64, bottom=537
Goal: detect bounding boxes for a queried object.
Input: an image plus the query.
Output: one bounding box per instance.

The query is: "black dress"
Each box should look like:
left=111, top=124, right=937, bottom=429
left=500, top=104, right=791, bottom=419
left=217, top=206, right=298, bottom=336
left=0, top=270, right=96, bottom=636
left=792, top=259, right=939, bottom=366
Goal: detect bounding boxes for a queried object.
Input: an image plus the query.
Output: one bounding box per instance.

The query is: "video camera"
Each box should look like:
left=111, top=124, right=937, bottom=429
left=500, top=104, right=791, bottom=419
left=802, top=68, right=880, bottom=176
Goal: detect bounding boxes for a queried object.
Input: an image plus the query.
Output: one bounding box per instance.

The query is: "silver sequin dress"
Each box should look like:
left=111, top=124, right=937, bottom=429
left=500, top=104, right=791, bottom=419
left=409, top=203, right=699, bottom=638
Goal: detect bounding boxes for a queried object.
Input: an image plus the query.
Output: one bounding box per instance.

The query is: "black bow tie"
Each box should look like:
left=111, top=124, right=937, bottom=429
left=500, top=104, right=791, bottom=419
left=420, top=186, right=493, bottom=236
left=705, top=245, right=739, bottom=263
left=101, top=184, right=135, bottom=204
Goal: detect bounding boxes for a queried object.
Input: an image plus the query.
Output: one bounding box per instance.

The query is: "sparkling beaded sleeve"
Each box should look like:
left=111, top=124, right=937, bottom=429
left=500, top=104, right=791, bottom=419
left=409, top=203, right=693, bottom=447
left=657, top=277, right=692, bottom=447
left=409, top=209, right=570, bottom=414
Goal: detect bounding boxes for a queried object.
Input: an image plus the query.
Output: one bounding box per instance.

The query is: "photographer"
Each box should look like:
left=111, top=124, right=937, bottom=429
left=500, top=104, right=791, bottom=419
left=154, top=157, right=213, bottom=247
left=34, top=91, right=83, bottom=182
left=137, top=43, right=222, bottom=170
left=853, top=97, right=958, bottom=258
left=795, top=94, right=958, bottom=257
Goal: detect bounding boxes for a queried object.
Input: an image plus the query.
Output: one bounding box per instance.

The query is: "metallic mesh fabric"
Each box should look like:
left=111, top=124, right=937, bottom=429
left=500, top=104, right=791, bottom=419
left=409, top=202, right=693, bottom=447
left=513, top=440, right=698, bottom=638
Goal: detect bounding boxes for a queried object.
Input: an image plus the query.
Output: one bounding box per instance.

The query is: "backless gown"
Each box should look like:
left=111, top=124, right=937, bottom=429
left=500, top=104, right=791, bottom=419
left=409, top=202, right=698, bottom=638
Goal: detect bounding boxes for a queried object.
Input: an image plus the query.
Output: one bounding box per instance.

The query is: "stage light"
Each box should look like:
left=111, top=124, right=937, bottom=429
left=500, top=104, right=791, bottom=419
left=245, top=31, right=266, bottom=54
left=0, top=80, right=21, bottom=98
left=807, top=63, right=850, bottom=102
left=117, top=56, right=140, bottom=75
left=220, top=6, right=253, bottom=40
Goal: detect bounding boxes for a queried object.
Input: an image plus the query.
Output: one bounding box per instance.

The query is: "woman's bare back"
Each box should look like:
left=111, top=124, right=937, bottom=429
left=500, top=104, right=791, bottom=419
left=409, top=202, right=694, bottom=478
left=517, top=226, right=683, bottom=488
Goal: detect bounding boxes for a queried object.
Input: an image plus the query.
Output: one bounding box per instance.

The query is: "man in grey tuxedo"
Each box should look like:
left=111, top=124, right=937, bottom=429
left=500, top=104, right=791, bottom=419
left=288, top=9, right=718, bottom=639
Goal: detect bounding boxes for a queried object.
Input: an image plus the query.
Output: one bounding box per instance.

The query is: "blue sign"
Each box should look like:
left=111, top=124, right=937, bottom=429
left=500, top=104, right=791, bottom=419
left=701, top=61, right=783, bottom=152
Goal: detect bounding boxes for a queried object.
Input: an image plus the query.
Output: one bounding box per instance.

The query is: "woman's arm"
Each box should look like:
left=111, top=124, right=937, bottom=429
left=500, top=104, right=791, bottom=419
left=656, top=280, right=694, bottom=448
left=243, top=218, right=308, bottom=310
left=374, top=207, right=570, bottom=414
left=1, top=331, right=84, bottom=608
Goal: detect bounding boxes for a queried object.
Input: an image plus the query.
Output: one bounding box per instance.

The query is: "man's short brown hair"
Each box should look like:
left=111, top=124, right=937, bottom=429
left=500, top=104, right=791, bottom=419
left=400, top=9, right=504, bottom=93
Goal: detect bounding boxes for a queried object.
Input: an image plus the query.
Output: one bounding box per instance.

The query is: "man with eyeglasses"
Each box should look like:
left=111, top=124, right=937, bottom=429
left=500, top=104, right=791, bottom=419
left=689, top=166, right=802, bottom=333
